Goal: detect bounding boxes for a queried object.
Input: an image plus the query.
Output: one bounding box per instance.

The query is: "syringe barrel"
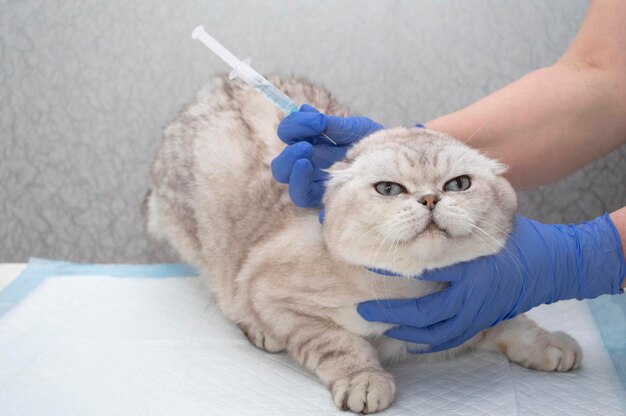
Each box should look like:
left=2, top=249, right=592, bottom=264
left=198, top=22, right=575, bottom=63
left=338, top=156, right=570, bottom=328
left=231, top=63, right=299, bottom=114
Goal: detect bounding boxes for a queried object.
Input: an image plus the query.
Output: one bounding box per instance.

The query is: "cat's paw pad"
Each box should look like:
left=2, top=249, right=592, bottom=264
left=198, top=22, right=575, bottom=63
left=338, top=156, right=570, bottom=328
left=331, top=369, right=395, bottom=414
left=239, top=325, right=285, bottom=353
left=526, top=331, right=582, bottom=372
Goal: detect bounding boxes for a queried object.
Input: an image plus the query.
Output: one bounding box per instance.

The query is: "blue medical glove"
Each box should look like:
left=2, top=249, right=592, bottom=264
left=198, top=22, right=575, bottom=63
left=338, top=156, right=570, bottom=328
left=357, top=214, right=626, bottom=352
left=271, top=104, right=383, bottom=207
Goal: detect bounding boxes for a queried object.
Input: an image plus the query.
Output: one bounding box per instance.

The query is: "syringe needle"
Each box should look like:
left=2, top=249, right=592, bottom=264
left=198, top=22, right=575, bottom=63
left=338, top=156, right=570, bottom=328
left=319, top=132, right=337, bottom=146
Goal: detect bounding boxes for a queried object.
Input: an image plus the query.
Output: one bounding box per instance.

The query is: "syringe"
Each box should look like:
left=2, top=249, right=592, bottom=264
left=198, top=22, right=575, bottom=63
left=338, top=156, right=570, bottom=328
left=191, top=26, right=337, bottom=145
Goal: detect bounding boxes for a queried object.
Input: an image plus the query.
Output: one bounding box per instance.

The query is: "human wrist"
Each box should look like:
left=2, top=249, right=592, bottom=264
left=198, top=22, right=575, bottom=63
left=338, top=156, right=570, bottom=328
left=608, top=208, right=626, bottom=288
left=551, top=214, right=625, bottom=302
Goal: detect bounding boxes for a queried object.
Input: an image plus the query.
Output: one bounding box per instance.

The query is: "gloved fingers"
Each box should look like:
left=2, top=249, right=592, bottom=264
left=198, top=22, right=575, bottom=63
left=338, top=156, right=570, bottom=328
left=309, top=181, right=325, bottom=208
left=357, top=289, right=463, bottom=328
left=311, top=167, right=329, bottom=183
left=384, top=315, right=467, bottom=346
left=278, top=104, right=383, bottom=146
left=299, top=103, right=320, bottom=113
left=324, top=115, right=383, bottom=145
left=288, top=159, right=314, bottom=207
left=277, top=110, right=327, bottom=145
left=382, top=325, right=435, bottom=344
left=417, top=262, right=469, bottom=283
left=288, top=159, right=324, bottom=208
left=271, top=141, right=314, bottom=183
left=299, top=104, right=380, bottom=145
left=310, top=146, right=349, bottom=169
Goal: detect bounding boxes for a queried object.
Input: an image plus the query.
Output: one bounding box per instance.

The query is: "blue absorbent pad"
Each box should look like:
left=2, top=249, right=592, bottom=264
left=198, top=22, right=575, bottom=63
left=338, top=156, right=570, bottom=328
left=1, top=258, right=625, bottom=415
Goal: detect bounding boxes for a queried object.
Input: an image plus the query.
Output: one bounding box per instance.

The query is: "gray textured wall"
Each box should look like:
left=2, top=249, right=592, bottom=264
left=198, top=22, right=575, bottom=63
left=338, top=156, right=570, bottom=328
left=1, top=0, right=624, bottom=263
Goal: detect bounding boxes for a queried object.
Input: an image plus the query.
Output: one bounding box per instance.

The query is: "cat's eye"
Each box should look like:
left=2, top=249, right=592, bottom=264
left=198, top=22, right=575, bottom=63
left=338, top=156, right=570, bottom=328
left=374, top=182, right=407, bottom=196
left=443, top=175, right=471, bottom=192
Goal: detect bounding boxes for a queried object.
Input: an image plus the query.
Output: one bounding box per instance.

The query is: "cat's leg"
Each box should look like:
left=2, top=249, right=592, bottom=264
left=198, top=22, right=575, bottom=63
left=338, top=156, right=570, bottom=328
left=476, top=314, right=582, bottom=372
left=281, top=316, right=395, bottom=414
left=237, top=321, right=286, bottom=353
left=371, top=336, right=410, bottom=365
left=372, top=336, right=473, bottom=365
left=225, top=296, right=286, bottom=353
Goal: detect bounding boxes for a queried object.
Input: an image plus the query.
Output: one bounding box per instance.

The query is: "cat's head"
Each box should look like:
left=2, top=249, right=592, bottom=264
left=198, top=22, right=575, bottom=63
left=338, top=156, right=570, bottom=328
left=322, top=127, right=517, bottom=275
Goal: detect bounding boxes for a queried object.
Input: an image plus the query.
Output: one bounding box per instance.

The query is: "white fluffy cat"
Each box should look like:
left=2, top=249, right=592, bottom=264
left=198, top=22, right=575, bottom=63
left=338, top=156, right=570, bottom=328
left=146, top=76, right=581, bottom=413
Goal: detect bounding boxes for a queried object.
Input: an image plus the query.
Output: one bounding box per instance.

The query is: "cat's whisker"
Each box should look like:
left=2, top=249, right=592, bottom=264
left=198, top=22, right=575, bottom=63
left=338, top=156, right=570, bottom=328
left=391, top=232, right=403, bottom=279
left=368, top=224, right=399, bottom=269
left=350, top=229, right=383, bottom=301
left=462, top=122, right=486, bottom=145
left=388, top=219, right=414, bottom=262
left=372, top=222, right=414, bottom=303
left=469, top=223, right=525, bottom=278
left=456, top=223, right=496, bottom=250
left=471, top=213, right=509, bottom=233
left=440, top=215, right=503, bottom=254
left=442, top=124, right=487, bottom=175
left=458, top=223, right=523, bottom=288
left=376, top=218, right=420, bottom=315
left=360, top=224, right=398, bottom=302
left=470, top=219, right=512, bottom=241
left=384, top=217, right=421, bottom=280
left=363, top=220, right=408, bottom=284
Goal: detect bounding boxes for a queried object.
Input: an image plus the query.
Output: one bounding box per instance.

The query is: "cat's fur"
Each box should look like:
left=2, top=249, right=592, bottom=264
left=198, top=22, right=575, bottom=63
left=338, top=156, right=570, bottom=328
left=146, top=76, right=582, bottom=414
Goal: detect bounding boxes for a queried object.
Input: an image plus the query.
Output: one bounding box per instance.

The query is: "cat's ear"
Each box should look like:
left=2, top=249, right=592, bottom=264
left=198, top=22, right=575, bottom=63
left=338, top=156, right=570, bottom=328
left=489, top=160, right=508, bottom=176
left=326, top=160, right=351, bottom=173
left=324, top=161, right=354, bottom=193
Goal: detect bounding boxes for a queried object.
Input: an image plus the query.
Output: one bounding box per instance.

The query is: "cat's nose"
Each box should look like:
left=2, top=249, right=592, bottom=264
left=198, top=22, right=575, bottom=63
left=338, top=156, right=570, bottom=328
left=418, top=194, right=440, bottom=210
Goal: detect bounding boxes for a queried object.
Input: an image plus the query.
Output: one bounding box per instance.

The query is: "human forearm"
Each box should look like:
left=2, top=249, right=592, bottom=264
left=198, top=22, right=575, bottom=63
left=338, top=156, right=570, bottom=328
left=426, top=0, right=626, bottom=190
left=426, top=65, right=626, bottom=189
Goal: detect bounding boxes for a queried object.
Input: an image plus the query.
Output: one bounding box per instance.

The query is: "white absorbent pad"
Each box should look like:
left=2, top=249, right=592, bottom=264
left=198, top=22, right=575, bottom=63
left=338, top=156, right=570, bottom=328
left=1, top=259, right=625, bottom=415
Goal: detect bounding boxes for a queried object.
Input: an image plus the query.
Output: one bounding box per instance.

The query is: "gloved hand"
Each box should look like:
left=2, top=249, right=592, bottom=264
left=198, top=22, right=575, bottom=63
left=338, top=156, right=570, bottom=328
left=357, top=214, right=626, bottom=352
left=271, top=104, right=383, bottom=207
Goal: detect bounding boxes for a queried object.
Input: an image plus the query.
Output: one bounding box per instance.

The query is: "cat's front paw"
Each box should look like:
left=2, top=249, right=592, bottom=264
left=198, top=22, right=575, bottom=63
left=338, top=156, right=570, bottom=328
left=331, top=369, right=396, bottom=414
left=528, top=330, right=582, bottom=372
left=504, top=329, right=582, bottom=372
left=484, top=316, right=583, bottom=373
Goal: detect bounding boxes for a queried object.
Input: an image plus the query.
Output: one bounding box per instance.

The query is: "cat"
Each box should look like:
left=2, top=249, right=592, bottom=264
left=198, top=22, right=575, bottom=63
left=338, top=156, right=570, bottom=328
left=145, top=75, right=582, bottom=414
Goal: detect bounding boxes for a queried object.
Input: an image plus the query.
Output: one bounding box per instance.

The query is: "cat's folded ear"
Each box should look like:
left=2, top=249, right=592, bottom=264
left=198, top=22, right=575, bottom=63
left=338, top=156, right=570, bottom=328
left=489, top=159, right=509, bottom=176
left=325, top=160, right=351, bottom=173
left=323, top=160, right=354, bottom=196
left=477, top=149, right=508, bottom=175
left=324, top=160, right=352, bottom=177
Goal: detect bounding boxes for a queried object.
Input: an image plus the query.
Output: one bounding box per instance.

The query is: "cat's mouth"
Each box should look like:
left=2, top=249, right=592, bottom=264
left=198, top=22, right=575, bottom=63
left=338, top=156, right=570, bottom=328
left=419, top=219, right=449, bottom=237
left=394, top=217, right=451, bottom=244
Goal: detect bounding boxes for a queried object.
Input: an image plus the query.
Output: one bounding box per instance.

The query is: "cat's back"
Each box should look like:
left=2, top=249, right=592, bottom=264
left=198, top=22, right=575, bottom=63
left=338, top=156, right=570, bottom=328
left=147, top=75, right=348, bottom=279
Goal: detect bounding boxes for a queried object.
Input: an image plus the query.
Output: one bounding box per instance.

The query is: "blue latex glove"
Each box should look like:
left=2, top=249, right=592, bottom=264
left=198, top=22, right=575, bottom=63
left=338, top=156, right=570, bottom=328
left=358, top=214, right=626, bottom=352
left=271, top=104, right=383, bottom=207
